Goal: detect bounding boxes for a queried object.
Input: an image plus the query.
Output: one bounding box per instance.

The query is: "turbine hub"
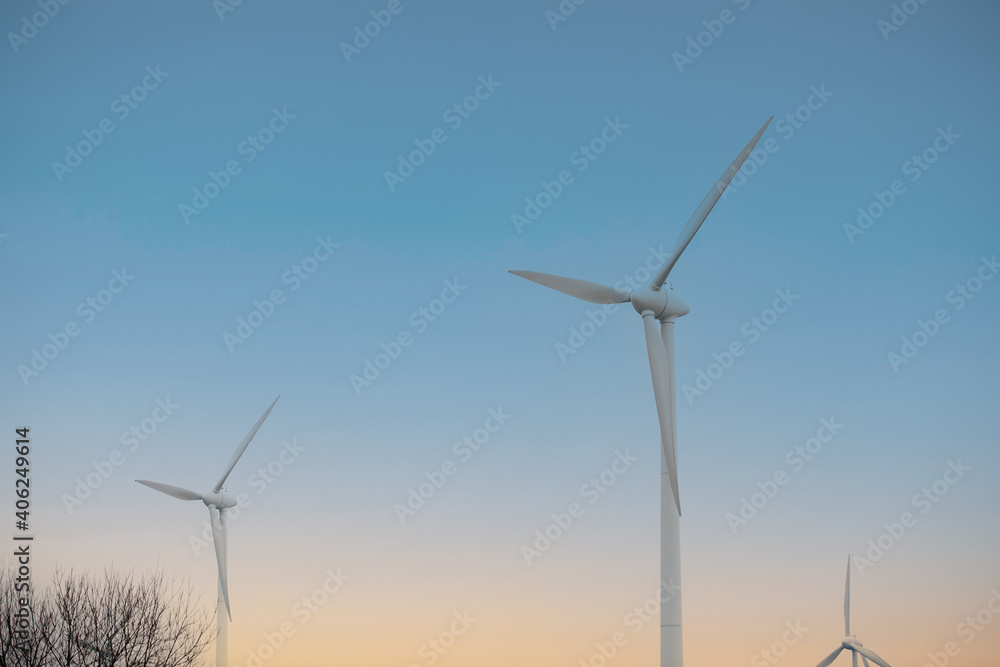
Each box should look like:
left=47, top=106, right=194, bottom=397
left=202, top=491, right=238, bottom=509
left=630, top=288, right=690, bottom=320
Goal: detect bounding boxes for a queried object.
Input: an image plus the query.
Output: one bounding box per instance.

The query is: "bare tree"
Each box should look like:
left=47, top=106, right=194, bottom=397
left=0, top=568, right=212, bottom=667
left=0, top=569, right=57, bottom=667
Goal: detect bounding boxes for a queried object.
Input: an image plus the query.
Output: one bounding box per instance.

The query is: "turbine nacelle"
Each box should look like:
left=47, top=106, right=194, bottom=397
left=202, top=491, right=238, bottom=509
left=629, top=288, right=690, bottom=320
left=843, top=636, right=861, bottom=647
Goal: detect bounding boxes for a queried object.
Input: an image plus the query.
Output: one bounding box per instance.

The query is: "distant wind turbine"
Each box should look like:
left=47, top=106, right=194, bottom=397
left=509, top=118, right=772, bottom=667
left=815, top=557, right=894, bottom=667
left=74, top=634, right=116, bottom=667
left=136, top=396, right=279, bottom=667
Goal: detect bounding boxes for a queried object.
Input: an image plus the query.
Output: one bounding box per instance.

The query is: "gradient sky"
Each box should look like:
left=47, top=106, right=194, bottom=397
left=2, top=0, right=999, bottom=665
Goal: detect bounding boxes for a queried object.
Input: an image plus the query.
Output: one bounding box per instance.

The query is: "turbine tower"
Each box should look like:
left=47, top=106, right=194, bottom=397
left=509, top=119, right=771, bottom=667
left=136, top=396, right=279, bottom=667
left=815, top=557, right=894, bottom=667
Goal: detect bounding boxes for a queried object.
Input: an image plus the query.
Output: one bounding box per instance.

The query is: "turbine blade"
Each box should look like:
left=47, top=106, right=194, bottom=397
left=214, top=396, right=279, bottom=493
left=642, top=313, right=680, bottom=515
left=845, top=555, right=852, bottom=635
left=850, top=644, right=892, bottom=667
left=659, top=319, right=680, bottom=514
left=508, top=270, right=630, bottom=304
left=651, top=117, right=773, bottom=289
left=209, top=506, right=232, bottom=621
left=861, top=655, right=872, bottom=667
left=815, top=646, right=844, bottom=667
left=135, top=480, right=202, bottom=501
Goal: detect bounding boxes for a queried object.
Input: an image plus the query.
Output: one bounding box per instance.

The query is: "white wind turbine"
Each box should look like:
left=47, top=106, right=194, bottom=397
left=136, top=396, right=279, bottom=667
left=815, top=557, right=894, bottom=667
left=509, top=118, right=772, bottom=667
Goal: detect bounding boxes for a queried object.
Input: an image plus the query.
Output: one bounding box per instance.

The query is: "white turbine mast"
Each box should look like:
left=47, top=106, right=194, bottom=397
left=136, top=396, right=279, bottom=667
left=815, top=557, right=894, bottom=667
left=509, top=118, right=772, bottom=667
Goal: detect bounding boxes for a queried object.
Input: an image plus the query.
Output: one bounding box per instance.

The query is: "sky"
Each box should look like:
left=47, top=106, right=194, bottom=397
left=2, top=0, right=999, bottom=665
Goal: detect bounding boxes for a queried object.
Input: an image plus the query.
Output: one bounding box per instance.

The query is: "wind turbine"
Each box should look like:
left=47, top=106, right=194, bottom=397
left=73, top=632, right=116, bottom=667
left=815, top=557, right=894, bottom=667
left=62, top=618, right=120, bottom=667
left=136, top=396, right=279, bottom=667
left=509, top=118, right=772, bottom=667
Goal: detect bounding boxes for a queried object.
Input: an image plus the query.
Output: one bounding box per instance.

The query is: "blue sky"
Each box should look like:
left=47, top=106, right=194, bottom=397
left=2, top=0, right=999, bottom=664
